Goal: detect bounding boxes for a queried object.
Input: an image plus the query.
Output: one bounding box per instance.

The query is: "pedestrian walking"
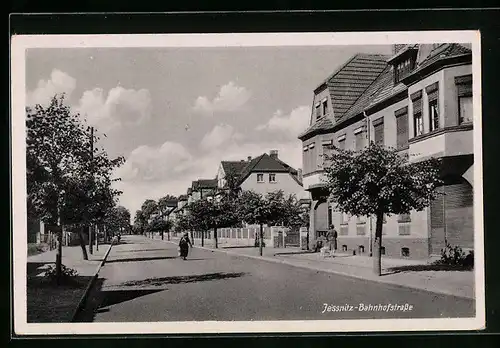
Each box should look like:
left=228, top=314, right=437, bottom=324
left=178, top=232, right=193, bottom=260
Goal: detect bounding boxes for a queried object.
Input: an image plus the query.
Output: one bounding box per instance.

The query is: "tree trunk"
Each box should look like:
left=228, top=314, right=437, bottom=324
left=55, top=225, right=63, bottom=285
left=259, top=224, right=264, bottom=256
left=95, top=225, right=99, bottom=251
left=201, top=230, right=205, bottom=247
left=88, top=224, right=93, bottom=255
left=214, top=227, right=218, bottom=249
left=373, top=211, right=384, bottom=276
left=190, top=230, right=194, bottom=245
left=78, top=227, right=89, bottom=260
left=161, top=230, right=164, bottom=240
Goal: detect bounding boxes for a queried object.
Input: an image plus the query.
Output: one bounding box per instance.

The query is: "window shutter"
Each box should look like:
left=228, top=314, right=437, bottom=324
left=412, top=98, right=422, bottom=114
left=455, top=74, right=472, bottom=97
left=426, top=82, right=439, bottom=102
left=396, top=112, right=409, bottom=149
left=374, top=123, right=384, bottom=145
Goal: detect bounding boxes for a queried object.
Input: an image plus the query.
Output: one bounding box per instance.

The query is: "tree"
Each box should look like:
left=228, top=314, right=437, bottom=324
left=141, top=199, right=158, bottom=238
left=186, top=200, right=211, bottom=246
left=26, top=94, right=124, bottom=281
left=133, top=209, right=147, bottom=235
left=157, top=195, right=177, bottom=240
left=323, top=142, right=442, bottom=276
left=105, top=205, right=131, bottom=240
left=238, top=190, right=287, bottom=256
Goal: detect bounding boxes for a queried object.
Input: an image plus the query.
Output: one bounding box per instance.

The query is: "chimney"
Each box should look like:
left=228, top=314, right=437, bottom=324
left=247, top=156, right=252, bottom=161
left=393, top=44, right=406, bottom=55
left=269, top=150, right=278, bottom=159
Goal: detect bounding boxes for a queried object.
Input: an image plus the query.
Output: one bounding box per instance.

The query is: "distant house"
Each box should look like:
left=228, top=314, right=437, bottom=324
left=216, top=150, right=309, bottom=200
left=187, top=179, right=218, bottom=204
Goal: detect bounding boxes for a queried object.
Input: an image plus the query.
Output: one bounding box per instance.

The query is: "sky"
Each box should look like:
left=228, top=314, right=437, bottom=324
left=25, top=44, right=393, bottom=215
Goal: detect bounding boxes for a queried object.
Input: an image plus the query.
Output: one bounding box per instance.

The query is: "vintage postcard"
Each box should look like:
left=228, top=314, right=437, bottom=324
left=11, top=31, right=484, bottom=335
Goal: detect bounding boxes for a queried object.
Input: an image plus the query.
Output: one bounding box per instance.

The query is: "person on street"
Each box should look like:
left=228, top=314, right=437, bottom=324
left=327, top=224, right=338, bottom=252
left=178, top=232, right=193, bottom=260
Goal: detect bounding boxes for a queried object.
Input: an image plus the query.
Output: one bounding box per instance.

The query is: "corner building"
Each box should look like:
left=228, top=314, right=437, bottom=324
left=298, top=44, right=474, bottom=259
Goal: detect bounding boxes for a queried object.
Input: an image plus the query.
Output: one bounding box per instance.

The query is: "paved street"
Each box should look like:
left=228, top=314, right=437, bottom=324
left=77, top=235, right=474, bottom=322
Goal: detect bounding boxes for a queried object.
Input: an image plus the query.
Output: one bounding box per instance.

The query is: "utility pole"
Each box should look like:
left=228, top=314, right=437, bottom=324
left=364, top=111, right=373, bottom=257
left=89, top=126, right=94, bottom=255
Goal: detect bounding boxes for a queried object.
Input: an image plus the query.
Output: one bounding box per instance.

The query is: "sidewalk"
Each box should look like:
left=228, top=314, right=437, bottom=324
left=27, top=244, right=112, bottom=322
left=156, top=235, right=474, bottom=300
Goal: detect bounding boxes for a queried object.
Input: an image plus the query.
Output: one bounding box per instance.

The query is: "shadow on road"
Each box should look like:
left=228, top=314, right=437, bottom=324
left=105, top=256, right=178, bottom=264
left=119, top=272, right=247, bottom=287
left=99, top=288, right=164, bottom=308
left=385, top=264, right=473, bottom=275
left=116, top=249, right=169, bottom=253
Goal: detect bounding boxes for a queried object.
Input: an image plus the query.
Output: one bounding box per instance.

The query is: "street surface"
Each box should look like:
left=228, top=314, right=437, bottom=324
left=78, top=235, right=474, bottom=322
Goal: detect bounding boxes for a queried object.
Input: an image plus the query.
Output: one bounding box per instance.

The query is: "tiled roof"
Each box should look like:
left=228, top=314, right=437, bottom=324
left=299, top=53, right=389, bottom=139
left=337, top=65, right=393, bottom=123
left=417, top=43, right=471, bottom=70
left=221, top=160, right=249, bottom=176
left=237, top=153, right=299, bottom=185
left=193, top=179, right=217, bottom=190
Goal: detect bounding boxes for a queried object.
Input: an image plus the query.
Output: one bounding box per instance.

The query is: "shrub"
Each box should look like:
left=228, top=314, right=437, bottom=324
left=44, top=264, right=78, bottom=282
left=435, top=242, right=474, bottom=269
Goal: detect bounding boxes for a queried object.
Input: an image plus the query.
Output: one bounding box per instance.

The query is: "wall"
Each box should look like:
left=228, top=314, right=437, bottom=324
left=240, top=172, right=305, bottom=198
left=442, top=64, right=473, bottom=127
left=368, top=98, right=408, bottom=149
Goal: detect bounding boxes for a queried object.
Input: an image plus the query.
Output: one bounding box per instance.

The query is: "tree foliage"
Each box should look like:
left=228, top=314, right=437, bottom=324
left=323, top=142, right=442, bottom=275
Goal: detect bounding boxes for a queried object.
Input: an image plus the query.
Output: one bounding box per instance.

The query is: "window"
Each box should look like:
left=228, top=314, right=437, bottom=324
left=426, top=82, right=439, bottom=131
left=354, top=129, right=365, bottom=151
left=373, top=118, right=384, bottom=146
left=394, top=57, right=415, bottom=83
left=257, top=174, right=264, bottom=183
left=357, top=215, right=366, bottom=224
left=322, top=99, right=328, bottom=115
left=269, top=173, right=276, bottom=183
left=341, top=212, right=349, bottom=224
left=401, top=247, right=410, bottom=257
left=398, top=213, right=411, bottom=223
left=414, top=112, right=423, bottom=136
left=395, top=107, right=409, bottom=149
left=456, top=74, right=473, bottom=124
left=338, top=138, right=346, bottom=150
left=315, top=103, right=321, bottom=120
left=380, top=246, right=386, bottom=255
left=459, top=96, right=473, bottom=124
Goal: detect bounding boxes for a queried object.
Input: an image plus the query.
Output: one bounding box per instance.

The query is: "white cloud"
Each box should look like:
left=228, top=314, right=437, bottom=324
left=76, top=86, right=152, bottom=132
left=115, top=141, right=193, bottom=183
left=257, top=106, right=310, bottom=136
left=113, top=137, right=304, bottom=215
left=200, top=124, right=244, bottom=150
left=26, top=69, right=77, bottom=106
left=193, top=81, right=251, bottom=115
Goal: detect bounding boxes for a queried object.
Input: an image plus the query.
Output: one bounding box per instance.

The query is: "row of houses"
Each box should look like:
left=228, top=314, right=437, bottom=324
left=165, top=150, right=311, bottom=233
left=298, top=43, right=474, bottom=259
left=143, top=43, right=475, bottom=261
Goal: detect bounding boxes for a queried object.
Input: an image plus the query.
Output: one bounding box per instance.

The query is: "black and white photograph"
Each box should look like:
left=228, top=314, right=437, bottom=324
left=11, top=31, right=484, bottom=334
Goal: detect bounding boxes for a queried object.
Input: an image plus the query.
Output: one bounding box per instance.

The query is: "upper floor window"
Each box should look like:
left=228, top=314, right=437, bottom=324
left=315, top=103, right=321, bottom=120
left=269, top=173, right=276, bottom=183
left=411, top=90, right=423, bottom=137
left=395, top=106, right=409, bottom=149
left=455, top=74, right=473, bottom=124
left=257, top=173, right=264, bottom=183
left=373, top=118, right=384, bottom=146
left=426, top=82, right=440, bottom=132
left=322, top=99, right=328, bottom=115
left=394, top=58, right=414, bottom=84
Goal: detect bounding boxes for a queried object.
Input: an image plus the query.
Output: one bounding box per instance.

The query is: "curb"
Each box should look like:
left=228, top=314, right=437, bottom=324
left=159, top=238, right=473, bottom=301
left=70, top=243, right=114, bottom=322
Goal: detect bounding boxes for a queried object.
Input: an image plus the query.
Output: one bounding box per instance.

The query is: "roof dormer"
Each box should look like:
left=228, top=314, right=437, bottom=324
left=387, top=45, right=419, bottom=85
